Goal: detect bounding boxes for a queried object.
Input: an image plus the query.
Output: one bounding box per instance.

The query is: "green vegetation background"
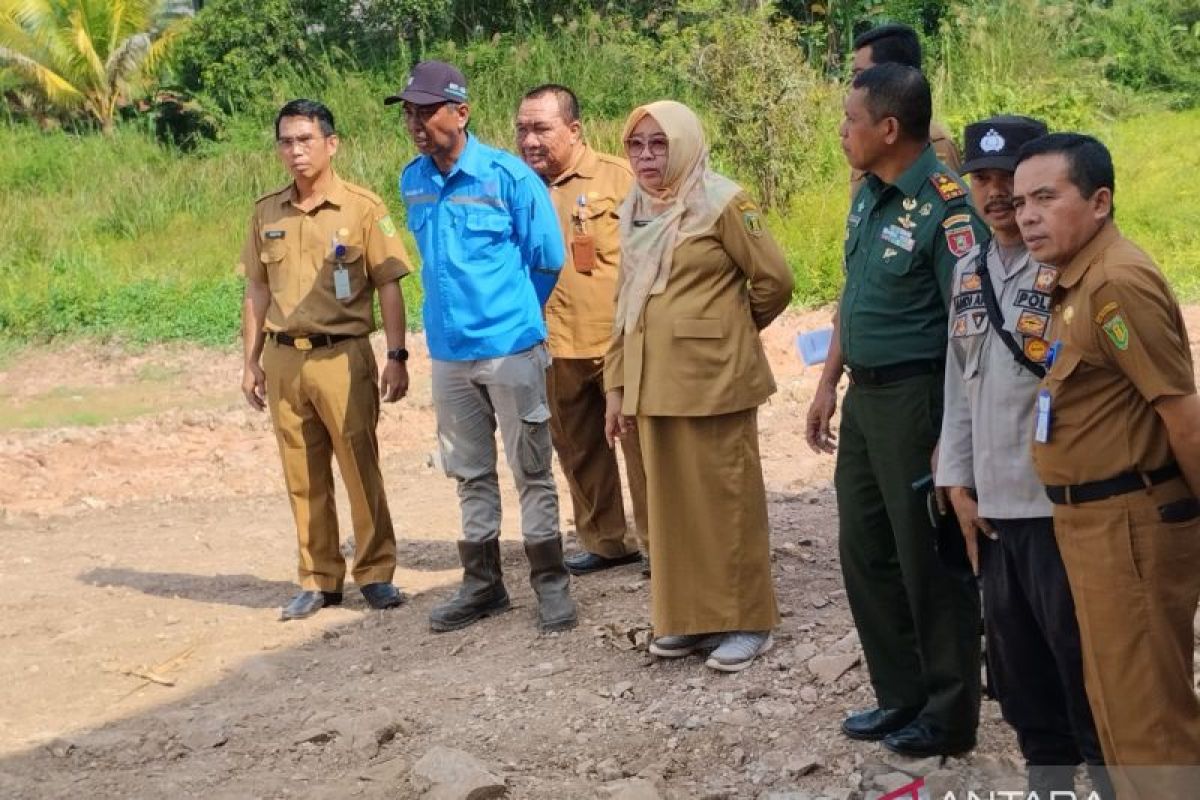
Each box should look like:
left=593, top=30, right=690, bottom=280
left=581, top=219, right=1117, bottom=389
left=1, top=0, right=1198, bottom=345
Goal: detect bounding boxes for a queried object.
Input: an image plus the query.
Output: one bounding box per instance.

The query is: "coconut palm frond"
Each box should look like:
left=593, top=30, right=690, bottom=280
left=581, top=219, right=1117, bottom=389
left=0, top=44, right=82, bottom=103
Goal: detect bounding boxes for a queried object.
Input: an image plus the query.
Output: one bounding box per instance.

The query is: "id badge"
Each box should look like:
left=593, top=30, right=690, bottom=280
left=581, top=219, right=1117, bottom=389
left=333, top=266, right=351, bottom=300
left=571, top=234, right=597, bottom=273
left=1034, top=388, right=1052, bottom=443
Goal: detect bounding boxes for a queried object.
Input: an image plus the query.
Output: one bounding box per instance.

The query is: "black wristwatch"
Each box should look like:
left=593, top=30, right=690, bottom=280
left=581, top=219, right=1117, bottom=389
left=386, top=347, right=409, bottom=363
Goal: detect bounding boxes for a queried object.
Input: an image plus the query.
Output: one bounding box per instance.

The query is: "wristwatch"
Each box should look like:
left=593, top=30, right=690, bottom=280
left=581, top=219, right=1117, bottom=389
left=386, top=347, right=409, bottom=363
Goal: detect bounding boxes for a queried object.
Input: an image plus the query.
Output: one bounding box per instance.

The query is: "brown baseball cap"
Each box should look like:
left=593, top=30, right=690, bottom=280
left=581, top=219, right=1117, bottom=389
left=384, top=60, right=468, bottom=106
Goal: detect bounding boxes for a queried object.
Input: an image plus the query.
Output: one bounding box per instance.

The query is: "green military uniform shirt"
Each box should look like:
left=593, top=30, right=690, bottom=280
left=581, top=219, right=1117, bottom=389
left=840, top=145, right=989, bottom=368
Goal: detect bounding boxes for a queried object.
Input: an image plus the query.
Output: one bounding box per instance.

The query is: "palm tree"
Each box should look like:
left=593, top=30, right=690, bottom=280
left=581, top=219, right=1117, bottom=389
left=0, top=0, right=188, bottom=133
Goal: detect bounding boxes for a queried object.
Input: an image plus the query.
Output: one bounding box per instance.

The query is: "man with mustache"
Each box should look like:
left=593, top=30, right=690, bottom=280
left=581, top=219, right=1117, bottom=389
left=515, top=84, right=649, bottom=577
left=388, top=61, right=577, bottom=633
left=936, top=116, right=1110, bottom=798
left=1015, top=133, right=1200, bottom=799
left=808, top=63, right=988, bottom=757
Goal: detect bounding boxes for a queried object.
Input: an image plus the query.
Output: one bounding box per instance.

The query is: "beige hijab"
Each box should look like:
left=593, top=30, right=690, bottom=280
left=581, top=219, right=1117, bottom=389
left=614, top=101, right=742, bottom=335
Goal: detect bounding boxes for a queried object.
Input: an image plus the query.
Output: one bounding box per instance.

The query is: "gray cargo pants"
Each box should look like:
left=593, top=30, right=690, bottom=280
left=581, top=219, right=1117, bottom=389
left=431, top=343, right=560, bottom=544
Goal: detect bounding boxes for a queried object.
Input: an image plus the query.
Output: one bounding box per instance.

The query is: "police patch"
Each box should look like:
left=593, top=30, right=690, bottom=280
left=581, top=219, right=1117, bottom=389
left=1014, top=289, right=1052, bottom=313
left=930, top=172, right=967, bottom=201
left=743, top=210, right=764, bottom=237
left=952, top=316, right=968, bottom=337
left=960, top=273, right=982, bottom=292
left=378, top=216, right=398, bottom=237
left=1017, top=310, right=1049, bottom=338
left=1024, top=337, right=1049, bottom=363
left=945, top=224, right=976, bottom=258
left=1034, top=265, right=1059, bottom=293
left=1102, top=314, right=1130, bottom=350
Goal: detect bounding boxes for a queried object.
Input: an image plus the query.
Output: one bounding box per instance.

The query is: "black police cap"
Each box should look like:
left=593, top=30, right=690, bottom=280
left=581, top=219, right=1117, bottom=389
left=961, top=115, right=1049, bottom=174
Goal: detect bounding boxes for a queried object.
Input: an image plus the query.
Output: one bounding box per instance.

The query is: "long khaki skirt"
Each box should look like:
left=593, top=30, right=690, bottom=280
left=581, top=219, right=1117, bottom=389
left=638, top=408, right=780, bottom=636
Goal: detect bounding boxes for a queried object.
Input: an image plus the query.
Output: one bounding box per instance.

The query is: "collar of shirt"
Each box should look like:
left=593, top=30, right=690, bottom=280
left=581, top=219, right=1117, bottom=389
left=991, top=238, right=1031, bottom=281
left=415, top=133, right=489, bottom=186
left=1059, top=219, right=1120, bottom=289
left=550, top=144, right=598, bottom=187
left=281, top=173, right=348, bottom=210
left=864, top=144, right=938, bottom=201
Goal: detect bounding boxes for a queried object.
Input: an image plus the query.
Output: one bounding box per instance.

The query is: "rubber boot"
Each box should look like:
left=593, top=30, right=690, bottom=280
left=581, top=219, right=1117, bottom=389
left=429, top=539, right=510, bottom=632
left=524, top=536, right=578, bottom=632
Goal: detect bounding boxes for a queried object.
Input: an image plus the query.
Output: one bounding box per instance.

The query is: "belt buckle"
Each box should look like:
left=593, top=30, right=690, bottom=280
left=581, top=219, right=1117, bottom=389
left=294, top=337, right=313, bottom=351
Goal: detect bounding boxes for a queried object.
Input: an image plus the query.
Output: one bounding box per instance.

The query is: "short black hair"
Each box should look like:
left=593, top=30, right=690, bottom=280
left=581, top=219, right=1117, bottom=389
left=852, top=63, right=931, bottom=143
left=522, top=84, right=580, bottom=123
left=853, top=23, right=923, bottom=70
left=1015, top=132, right=1115, bottom=204
left=275, top=99, right=336, bottom=139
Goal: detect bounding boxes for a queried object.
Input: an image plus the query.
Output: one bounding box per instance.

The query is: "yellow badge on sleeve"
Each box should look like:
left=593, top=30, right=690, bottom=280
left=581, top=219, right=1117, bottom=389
left=743, top=210, right=764, bottom=237
left=378, top=215, right=398, bottom=238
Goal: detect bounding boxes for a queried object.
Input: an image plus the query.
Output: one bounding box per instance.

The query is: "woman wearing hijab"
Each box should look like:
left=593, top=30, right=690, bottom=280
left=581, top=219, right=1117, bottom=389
left=603, top=101, right=794, bottom=672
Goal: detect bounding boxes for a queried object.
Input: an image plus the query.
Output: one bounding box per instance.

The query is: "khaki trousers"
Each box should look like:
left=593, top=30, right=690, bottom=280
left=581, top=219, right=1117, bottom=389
left=547, top=357, right=648, bottom=557
left=1053, top=477, right=1200, bottom=799
left=263, top=336, right=396, bottom=592
left=638, top=408, right=779, bottom=636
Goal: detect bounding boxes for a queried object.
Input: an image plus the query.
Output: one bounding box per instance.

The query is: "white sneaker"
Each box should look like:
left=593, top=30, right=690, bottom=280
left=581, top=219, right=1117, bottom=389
left=649, top=633, right=723, bottom=658
left=705, top=631, right=774, bottom=672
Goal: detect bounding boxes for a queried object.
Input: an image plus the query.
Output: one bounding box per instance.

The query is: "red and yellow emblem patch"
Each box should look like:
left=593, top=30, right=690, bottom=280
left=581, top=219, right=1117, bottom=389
left=1024, top=337, right=1049, bottom=363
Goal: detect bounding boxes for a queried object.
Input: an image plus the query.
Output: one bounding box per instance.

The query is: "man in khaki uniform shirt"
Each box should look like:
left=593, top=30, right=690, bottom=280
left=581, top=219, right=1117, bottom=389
left=239, top=99, right=414, bottom=620
left=516, top=84, right=649, bottom=574
left=848, top=23, right=962, bottom=198
left=1015, top=133, right=1200, bottom=799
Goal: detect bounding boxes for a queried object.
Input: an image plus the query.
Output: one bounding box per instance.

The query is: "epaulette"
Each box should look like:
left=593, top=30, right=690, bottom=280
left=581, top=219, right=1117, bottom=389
left=254, top=184, right=292, bottom=206
left=592, top=150, right=635, bottom=177
left=930, top=172, right=967, bottom=202
left=341, top=181, right=384, bottom=206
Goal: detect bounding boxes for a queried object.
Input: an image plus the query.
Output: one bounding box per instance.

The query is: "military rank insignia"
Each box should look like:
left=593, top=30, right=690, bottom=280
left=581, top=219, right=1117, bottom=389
left=930, top=172, right=967, bottom=201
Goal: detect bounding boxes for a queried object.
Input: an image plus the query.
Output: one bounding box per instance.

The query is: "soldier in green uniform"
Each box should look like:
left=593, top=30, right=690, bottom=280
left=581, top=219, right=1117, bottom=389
left=806, top=63, right=989, bottom=757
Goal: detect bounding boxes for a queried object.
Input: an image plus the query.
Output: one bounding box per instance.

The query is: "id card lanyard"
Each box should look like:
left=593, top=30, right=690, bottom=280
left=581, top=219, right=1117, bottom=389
left=332, top=234, right=351, bottom=301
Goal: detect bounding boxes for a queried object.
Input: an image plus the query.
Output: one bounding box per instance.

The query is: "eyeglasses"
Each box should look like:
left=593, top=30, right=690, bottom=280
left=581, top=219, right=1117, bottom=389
left=276, top=134, right=326, bottom=151
left=624, top=136, right=669, bottom=157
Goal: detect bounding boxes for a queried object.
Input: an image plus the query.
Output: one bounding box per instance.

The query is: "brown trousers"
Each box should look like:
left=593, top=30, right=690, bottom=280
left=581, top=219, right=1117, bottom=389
left=638, top=408, right=780, bottom=635
left=1053, top=477, right=1200, bottom=799
left=263, top=336, right=396, bottom=592
left=547, top=357, right=647, bottom=557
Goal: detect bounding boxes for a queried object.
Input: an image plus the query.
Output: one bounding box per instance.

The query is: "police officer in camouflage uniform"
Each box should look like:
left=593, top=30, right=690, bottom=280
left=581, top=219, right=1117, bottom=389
left=806, top=64, right=988, bottom=757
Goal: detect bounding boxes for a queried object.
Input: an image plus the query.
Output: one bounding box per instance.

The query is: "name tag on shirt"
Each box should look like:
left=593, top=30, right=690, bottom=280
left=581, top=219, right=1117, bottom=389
left=1034, top=388, right=1052, bottom=443
left=334, top=266, right=351, bottom=300
left=881, top=224, right=915, bottom=252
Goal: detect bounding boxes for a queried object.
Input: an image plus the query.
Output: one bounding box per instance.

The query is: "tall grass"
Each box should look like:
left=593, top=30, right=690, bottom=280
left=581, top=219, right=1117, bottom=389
left=1, top=6, right=1197, bottom=345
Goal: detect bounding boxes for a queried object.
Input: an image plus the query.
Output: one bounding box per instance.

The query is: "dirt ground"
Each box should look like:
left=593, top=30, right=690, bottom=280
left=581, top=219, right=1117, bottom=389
left=1, top=307, right=1197, bottom=800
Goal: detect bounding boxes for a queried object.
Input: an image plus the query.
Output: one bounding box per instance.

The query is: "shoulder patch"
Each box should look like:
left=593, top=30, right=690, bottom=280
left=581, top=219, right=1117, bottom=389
left=1101, top=313, right=1130, bottom=350
left=942, top=213, right=972, bottom=230
left=930, top=172, right=967, bottom=201
left=378, top=216, right=398, bottom=237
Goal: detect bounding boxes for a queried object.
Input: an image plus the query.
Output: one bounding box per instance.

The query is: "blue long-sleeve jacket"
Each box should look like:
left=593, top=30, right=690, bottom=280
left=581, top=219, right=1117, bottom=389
left=400, top=134, right=565, bottom=361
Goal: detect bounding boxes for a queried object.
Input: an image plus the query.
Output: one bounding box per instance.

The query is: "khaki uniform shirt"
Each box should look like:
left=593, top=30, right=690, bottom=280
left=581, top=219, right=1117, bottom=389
left=1032, top=221, right=1196, bottom=486
left=238, top=175, right=412, bottom=336
left=544, top=146, right=634, bottom=359
left=851, top=121, right=962, bottom=198
left=937, top=240, right=1054, bottom=519
left=604, top=192, right=794, bottom=416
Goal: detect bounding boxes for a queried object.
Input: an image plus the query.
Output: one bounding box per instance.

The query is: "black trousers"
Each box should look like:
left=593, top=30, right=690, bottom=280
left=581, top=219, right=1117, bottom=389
left=981, top=516, right=1105, bottom=767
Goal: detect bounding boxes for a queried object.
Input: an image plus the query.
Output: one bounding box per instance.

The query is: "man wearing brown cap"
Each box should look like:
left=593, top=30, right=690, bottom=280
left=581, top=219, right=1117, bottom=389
left=515, top=83, right=649, bottom=576
left=387, top=61, right=577, bottom=634
left=239, top=99, right=412, bottom=620
left=937, top=115, right=1110, bottom=798
left=1015, top=132, right=1200, bottom=799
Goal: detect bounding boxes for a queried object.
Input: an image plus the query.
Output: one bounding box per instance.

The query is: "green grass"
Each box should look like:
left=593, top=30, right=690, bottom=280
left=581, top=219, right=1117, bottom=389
left=0, top=10, right=1196, bottom=346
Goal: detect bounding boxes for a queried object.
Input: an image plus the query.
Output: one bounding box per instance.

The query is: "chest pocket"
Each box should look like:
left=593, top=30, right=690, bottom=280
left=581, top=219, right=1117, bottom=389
left=323, top=239, right=366, bottom=298
left=1046, top=345, right=1083, bottom=385
left=406, top=204, right=432, bottom=234
left=259, top=238, right=289, bottom=286
left=455, top=208, right=513, bottom=261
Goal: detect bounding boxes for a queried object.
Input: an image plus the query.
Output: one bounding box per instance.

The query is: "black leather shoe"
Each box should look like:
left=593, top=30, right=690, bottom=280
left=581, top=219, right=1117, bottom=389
left=281, top=590, right=342, bottom=621
left=883, top=718, right=976, bottom=758
left=841, top=706, right=921, bottom=741
left=360, top=582, right=406, bottom=610
left=564, top=550, right=641, bottom=575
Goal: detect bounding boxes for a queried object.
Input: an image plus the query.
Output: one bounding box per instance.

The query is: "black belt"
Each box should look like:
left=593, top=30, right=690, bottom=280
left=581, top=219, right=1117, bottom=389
left=270, top=332, right=358, bottom=351
left=1046, top=463, right=1182, bottom=505
left=847, top=359, right=942, bottom=387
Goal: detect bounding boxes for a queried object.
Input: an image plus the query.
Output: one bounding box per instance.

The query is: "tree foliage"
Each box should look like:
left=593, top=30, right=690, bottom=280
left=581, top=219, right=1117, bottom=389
left=0, top=0, right=186, bottom=132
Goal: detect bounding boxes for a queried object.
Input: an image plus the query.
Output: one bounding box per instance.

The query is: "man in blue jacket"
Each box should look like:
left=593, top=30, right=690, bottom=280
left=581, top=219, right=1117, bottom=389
left=387, top=60, right=575, bottom=633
